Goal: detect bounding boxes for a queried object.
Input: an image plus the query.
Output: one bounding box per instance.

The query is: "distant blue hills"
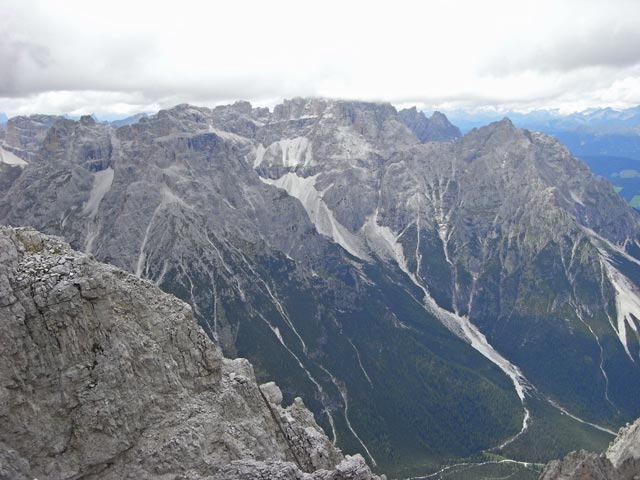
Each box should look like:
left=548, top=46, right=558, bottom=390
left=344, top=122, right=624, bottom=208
left=441, top=105, right=640, bottom=137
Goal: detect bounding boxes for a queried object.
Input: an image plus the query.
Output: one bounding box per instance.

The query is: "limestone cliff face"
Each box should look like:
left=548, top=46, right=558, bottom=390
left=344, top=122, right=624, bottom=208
left=0, top=226, right=379, bottom=480
left=3, top=114, right=63, bottom=161
left=606, top=419, right=640, bottom=470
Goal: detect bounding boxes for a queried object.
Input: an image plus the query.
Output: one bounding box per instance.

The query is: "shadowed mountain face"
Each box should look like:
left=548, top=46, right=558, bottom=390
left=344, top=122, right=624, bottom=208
left=1, top=98, right=640, bottom=477
left=398, top=107, right=461, bottom=142
left=443, top=105, right=640, bottom=137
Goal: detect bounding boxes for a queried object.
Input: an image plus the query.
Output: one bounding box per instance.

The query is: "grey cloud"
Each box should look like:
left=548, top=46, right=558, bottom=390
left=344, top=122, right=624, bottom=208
left=488, top=25, right=640, bottom=75
left=0, top=33, right=51, bottom=95
left=0, top=0, right=313, bottom=105
left=2, top=0, right=640, bottom=116
left=0, top=35, right=158, bottom=98
left=0, top=31, right=294, bottom=107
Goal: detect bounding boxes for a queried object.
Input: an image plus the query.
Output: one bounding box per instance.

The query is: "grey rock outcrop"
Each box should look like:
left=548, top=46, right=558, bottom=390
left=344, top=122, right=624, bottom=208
left=607, top=419, right=640, bottom=470
left=540, top=451, right=622, bottom=480
left=540, top=418, right=640, bottom=479
left=3, top=114, right=62, bottom=161
left=0, top=226, right=380, bottom=480
left=398, top=107, right=461, bottom=142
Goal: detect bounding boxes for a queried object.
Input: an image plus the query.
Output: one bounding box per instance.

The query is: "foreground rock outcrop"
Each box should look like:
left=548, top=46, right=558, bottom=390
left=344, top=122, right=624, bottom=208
left=0, top=226, right=380, bottom=479
left=540, top=418, right=640, bottom=479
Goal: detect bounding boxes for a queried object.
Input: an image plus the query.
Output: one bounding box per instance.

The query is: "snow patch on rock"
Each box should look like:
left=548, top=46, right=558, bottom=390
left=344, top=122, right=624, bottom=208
left=254, top=137, right=313, bottom=169
left=261, top=173, right=367, bottom=259
left=601, top=259, right=640, bottom=361
left=0, top=146, right=28, bottom=166
left=82, top=168, right=114, bottom=219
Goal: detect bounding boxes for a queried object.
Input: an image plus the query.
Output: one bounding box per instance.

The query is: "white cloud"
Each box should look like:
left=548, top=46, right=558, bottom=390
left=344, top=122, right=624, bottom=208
left=1, top=0, right=640, bottom=116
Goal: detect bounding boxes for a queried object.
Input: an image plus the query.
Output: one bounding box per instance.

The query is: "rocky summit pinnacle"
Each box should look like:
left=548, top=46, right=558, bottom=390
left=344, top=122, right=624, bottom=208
left=398, top=106, right=461, bottom=142
left=1, top=97, right=640, bottom=476
left=0, top=226, right=381, bottom=480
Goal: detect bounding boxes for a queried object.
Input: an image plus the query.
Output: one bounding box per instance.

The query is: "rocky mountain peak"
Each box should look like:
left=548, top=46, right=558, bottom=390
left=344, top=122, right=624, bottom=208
left=458, top=116, right=529, bottom=159
left=216, top=100, right=269, bottom=119
left=160, top=103, right=213, bottom=126
left=115, top=104, right=212, bottom=142
left=79, top=115, right=96, bottom=126
left=429, top=110, right=448, bottom=122
left=271, top=97, right=329, bottom=122
left=41, top=116, right=113, bottom=171
left=398, top=107, right=461, bottom=142
left=269, top=97, right=404, bottom=130
left=210, top=101, right=270, bottom=136
left=254, top=98, right=417, bottom=179
left=3, top=114, right=63, bottom=161
left=482, top=116, right=517, bottom=133
left=455, top=119, right=640, bottom=243
left=228, top=100, right=253, bottom=114
left=330, top=100, right=403, bottom=131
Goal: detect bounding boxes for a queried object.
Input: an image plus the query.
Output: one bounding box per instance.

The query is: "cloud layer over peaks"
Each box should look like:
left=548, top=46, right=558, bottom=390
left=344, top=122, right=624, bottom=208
left=2, top=0, right=640, bottom=117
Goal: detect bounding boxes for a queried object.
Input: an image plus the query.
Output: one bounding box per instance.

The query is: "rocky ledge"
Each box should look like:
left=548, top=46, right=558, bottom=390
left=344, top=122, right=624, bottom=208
left=540, top=418, right=640, bottom=480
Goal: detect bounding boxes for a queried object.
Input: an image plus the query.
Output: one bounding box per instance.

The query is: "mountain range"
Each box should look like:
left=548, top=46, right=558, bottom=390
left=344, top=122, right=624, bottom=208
left=1, top=98, right=640, bottom=477
left=442, top=105, right=640, bottom=136
left=442, top=105, right=640, bottom=165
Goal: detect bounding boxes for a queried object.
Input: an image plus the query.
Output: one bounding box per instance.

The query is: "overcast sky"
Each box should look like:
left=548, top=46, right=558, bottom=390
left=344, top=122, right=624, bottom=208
left=2, top=0, right=640, bottom=118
